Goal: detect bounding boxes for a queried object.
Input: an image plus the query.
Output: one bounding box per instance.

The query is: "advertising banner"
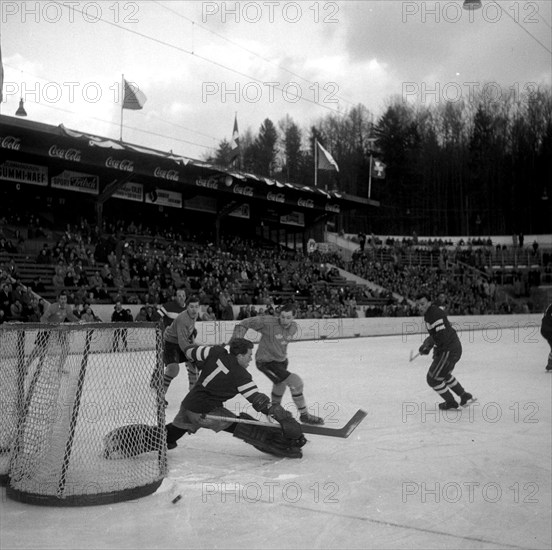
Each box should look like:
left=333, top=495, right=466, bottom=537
left=0, top=160, right=48, bottom=187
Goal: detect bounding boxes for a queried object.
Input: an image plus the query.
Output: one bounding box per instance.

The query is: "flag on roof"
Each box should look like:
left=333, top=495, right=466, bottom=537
left=316, top=140, right=339, bottom=172
left=122, top=79, right=147, bottom=110
left=230, top=114, right=240, bottom=163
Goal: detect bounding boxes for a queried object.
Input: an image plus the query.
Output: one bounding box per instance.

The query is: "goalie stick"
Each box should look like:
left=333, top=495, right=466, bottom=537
left=409, top=350, right=420, bottom=362
left=203, top=409, right=367, bottom=439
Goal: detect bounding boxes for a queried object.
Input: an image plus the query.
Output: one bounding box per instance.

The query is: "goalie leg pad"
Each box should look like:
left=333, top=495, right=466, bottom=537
left=103, top=424, right=165, bottom=459
left=232, top=416, right=303, bottom=459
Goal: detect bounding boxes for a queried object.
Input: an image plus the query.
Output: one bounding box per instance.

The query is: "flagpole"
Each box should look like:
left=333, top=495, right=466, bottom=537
left=314, top=139, right=318, bottom=188
left=368, top=151, right=373, bottom=199
left=235, top=110, right=240, bottom=171
left=119, top=74, right=124, bottom=141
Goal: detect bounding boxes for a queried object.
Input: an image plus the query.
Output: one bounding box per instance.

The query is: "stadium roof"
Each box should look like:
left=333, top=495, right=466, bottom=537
left=0, top=114, right=379, bottom=216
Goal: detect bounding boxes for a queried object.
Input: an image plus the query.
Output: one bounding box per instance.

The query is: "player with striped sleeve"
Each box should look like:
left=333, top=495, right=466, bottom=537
left=416, top=292, right=476, bottom=410
left=165, top=338, right=307, bottom=458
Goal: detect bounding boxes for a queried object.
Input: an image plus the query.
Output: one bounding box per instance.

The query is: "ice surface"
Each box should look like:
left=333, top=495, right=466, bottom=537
left=1, top=328, right=550, bottom=550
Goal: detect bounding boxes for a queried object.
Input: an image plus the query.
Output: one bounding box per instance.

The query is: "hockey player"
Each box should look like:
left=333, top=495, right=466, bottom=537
left=165, top=337, right=307, bottom=458
left=26, top=291, right=80, bottom=371
left=541, top=303, right=552, bottom=372
left=157, top=288, right=187, bottom=329
left=232, top=303, right=324, bottom=425
left=159, top=295, right=201, bottom=397
left=416, top=292, right=475, bottom=410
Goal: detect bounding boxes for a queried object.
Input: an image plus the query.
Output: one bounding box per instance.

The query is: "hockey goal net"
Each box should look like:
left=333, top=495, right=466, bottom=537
left=0, top=322, right=167, bottom=506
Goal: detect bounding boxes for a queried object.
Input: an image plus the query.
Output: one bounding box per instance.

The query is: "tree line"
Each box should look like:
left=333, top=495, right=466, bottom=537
left=205, top=85, right=552, bottom=236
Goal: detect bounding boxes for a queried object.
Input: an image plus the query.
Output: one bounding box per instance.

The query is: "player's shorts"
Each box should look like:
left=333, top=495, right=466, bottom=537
left=163, top=340, right=186, bottom=365
left=428, top=346, right=462, bottom=381
left=256, top=359, right=290, bottom=384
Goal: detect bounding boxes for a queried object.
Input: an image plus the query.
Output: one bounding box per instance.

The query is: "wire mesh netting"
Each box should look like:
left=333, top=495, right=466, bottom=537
left=0, top=322, right=167, bottom=506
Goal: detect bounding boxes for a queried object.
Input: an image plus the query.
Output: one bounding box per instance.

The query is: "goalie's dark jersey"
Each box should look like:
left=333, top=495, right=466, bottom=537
left=182, top=345, right=263, bottom=414
left=423, top=303, right=461, bottom=352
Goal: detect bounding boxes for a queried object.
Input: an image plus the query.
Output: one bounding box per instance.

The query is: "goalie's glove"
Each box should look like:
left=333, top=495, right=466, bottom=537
left=268, top=404, right=304, bottom=441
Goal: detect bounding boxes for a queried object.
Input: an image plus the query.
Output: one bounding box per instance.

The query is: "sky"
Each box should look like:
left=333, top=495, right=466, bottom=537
left=1, top=1, right=551, bottom=161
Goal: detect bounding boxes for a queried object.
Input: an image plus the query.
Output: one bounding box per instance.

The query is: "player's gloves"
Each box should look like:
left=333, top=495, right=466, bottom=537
left=250, top=392, right=271, bottom=413
left=268, top=404, right=304, bottom=440
left=419, top=341, right=433, bottom=355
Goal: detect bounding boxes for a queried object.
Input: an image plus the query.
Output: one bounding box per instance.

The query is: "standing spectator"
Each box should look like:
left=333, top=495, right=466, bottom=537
left=0, top=282, right=11, bottom=318
left=232, top=303, right=324, bottom=425
left=220, top=299, right=235, bottom=320
left=540, top=303, right=552, bottom=372
left=358, top=232, right=366, bottom=252
left=416, top=292, right=476, bottom=409
left=518, top=232, right=524, bottom=248
left=82, top=305, right=101, bottom=323
left=111, top=301, right=128, bottom=352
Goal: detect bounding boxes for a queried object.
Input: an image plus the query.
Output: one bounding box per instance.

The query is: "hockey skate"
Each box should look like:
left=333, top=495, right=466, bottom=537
left=546, top=364, right=552, bottom=372
left=439, top=401, right=459, bottom=410
left=300, top=412, right=325, bottom=425
left=460, top=393, right=477, bottom=407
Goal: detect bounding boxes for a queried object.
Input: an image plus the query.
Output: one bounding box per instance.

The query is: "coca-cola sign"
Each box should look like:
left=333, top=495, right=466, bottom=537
left=297, top=198, right=314, bottom=208
left=48, top=145, right=82, bottom=162
left=195, top=177, right=219, bottom=190
left=105, top=156, right=134, bottom=172
left=154, top=167, right=179, bottom=181
left=325, top=204, right=340, bottom=213
left=233, top=185, right=254, bottom=197
left=267, top=192, right=285, bottom=203
left=0, top=136, right=22, bottom=150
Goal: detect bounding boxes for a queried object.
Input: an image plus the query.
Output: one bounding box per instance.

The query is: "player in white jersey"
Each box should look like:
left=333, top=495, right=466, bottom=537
left=232, top=303, right=324, bottom=425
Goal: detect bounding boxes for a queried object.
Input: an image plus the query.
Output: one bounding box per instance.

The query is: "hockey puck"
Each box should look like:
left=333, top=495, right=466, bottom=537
left=171, top=494, right=182, bottom=504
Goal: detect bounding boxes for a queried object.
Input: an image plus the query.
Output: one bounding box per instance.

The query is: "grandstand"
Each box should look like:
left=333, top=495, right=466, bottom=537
left=1, top=114, right=551, bottom=321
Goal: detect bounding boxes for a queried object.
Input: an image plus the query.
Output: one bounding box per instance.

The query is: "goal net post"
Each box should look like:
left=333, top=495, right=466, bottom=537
left=0, top=322, right=167, bottom=506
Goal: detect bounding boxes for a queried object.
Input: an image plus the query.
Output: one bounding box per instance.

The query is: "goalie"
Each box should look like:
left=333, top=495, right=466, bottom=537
left=105, top=338, right=306, bottom=459
left=165, top=338, right=307, bottom=458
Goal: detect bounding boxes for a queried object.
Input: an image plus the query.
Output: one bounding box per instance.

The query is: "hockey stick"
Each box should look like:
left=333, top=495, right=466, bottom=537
left=203, top=409, right=367, bottom=439
left=409, top=350, right=420, bottom=362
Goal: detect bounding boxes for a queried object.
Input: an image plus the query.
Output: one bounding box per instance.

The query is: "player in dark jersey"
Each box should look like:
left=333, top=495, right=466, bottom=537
left=232, top=303, right=324, bottom=425
left=541, top=303, right=552, bottom=372
left=157, top=288, right=187, bottom=329
left=165, top=338, right=307, bottom=458
left=416, top=292, right=475, bottom=410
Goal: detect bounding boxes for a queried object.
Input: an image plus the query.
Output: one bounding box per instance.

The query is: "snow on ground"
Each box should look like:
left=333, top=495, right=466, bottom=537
left=2, top=327, right=551, bottom=550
